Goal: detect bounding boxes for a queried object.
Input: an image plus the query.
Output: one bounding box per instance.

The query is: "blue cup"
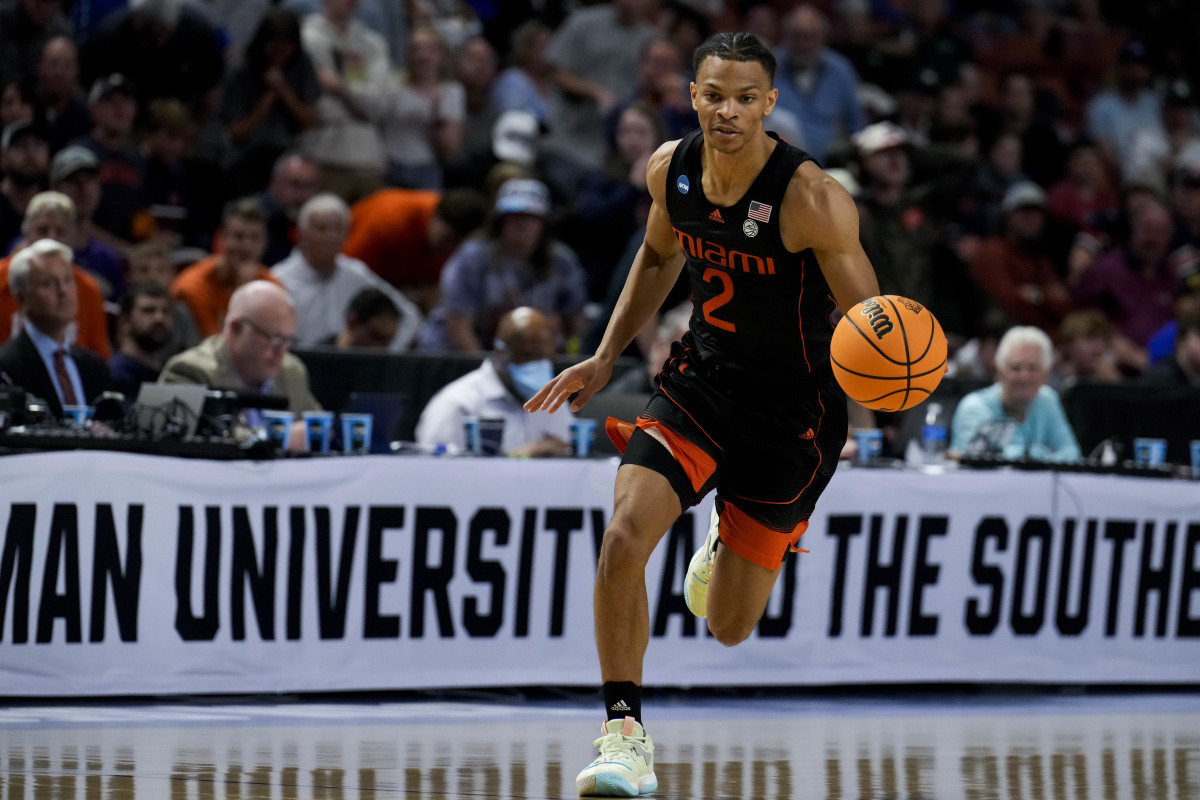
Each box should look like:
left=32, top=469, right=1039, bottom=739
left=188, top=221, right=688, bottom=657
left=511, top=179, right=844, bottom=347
left=464, top=416, right=504, bottom=456
left=262, top=410, right=294, bottom=450
left=1190, top=440, right=1200, bottom=479
left=62, top=404, right=93, bottom=427
left=1133, top=437, right=1167, bottom=467
left=570, top=418, right=597, bottom=458
left=854, top=428, right=883, bottom=466
left=341, top=413, right=372, bottom=454
left=302, top=410, right=334, bottom=454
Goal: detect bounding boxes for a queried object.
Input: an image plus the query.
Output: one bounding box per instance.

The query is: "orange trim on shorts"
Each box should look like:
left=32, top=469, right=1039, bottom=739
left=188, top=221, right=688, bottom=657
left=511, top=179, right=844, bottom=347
left=635, top=418, right=717, bottom=494
left=728, top=389, right=827, bottom=507
left=605, top=417, right=637, bottom=453
left=719, top=502, right=811, bottom=570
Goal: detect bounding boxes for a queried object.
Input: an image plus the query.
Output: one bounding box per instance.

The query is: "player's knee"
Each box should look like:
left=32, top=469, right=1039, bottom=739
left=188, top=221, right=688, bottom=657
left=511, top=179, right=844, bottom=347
left=597, top=522, right=652, bottom=574
left=706, top=614, right=755, bottom=647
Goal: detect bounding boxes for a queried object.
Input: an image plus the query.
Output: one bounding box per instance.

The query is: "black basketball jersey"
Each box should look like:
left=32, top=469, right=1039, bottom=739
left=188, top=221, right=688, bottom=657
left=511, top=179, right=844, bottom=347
left=665, top=129, right=838, bottom=381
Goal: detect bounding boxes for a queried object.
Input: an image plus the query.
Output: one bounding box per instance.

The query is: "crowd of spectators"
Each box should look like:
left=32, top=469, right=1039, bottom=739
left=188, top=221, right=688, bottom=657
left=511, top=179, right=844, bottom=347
left=1, top=0, right=1198, bottom=457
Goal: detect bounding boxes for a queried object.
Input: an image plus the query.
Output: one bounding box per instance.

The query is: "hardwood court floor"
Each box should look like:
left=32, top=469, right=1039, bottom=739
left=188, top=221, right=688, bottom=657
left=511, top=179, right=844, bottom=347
left=1, top=688, right=1198, bottom=799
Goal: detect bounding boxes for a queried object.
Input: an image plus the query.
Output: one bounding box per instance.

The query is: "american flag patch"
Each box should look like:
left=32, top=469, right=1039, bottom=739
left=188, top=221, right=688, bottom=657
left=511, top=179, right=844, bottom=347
left=748, top=200, right=772, bottom=223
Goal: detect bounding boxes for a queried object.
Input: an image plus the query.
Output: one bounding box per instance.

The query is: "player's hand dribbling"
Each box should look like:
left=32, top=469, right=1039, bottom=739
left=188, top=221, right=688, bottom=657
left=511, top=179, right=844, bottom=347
left=523, top=356, right=613, bottom=414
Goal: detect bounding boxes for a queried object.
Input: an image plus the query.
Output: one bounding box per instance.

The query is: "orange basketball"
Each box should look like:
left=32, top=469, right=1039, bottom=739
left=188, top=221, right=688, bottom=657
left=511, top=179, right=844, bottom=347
left=830, top=295, right=947, bottom=412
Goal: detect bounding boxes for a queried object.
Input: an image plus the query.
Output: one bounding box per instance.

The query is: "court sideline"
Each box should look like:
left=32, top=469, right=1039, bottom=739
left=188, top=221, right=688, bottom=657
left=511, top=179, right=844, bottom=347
left=2, top=687, right=1198, bottom=799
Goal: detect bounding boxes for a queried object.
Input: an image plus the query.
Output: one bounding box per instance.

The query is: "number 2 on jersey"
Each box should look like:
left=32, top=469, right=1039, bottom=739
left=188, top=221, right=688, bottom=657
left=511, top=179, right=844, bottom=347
left=701, top=268, right=736, bottom=332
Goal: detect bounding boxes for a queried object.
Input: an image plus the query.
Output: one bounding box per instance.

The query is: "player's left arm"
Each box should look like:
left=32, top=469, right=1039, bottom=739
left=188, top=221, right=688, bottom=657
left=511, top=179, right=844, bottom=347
left=782, top=162, right=880, bottom=314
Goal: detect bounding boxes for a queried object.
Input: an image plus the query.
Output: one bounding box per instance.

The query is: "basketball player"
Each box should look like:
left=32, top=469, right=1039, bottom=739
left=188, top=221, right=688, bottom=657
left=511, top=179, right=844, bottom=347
left=523, top=32, right=880, bottom=797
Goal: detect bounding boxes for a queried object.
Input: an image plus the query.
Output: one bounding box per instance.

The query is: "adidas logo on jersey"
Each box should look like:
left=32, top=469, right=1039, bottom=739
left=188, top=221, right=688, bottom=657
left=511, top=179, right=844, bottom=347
left=609, top=699, right=632, bottom=713
left=708, top=209, right=724, bottom=222
left=800, top=428, right=816, bottom=440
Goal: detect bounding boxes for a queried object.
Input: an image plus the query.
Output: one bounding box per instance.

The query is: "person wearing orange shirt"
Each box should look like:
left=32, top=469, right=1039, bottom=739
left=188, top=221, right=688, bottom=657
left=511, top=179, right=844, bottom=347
left=171, top=197, right=282, bottom=336
left=0, top=190, right=110, bottom=358
left=342, top=187, right=485, bottom=313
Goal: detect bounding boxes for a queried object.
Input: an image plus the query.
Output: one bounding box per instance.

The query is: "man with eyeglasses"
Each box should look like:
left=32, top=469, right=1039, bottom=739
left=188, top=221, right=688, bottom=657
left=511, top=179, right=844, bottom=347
left=159, top=280, right=320, bottom=447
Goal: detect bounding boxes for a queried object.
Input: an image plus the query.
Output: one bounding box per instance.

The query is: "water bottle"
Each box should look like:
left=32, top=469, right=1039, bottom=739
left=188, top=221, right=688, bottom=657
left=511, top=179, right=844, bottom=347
left=921, top=402, right=947, bottom=463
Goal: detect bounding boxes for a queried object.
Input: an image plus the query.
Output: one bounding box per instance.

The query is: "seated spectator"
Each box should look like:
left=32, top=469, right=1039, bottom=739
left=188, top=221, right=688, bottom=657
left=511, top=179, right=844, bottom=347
left=0, top=119, right=51, bottom=250
left=950, top=325, right=1081, bottom=462
left=1052, top=309, right=1122, bottom=390
left=160, top=280, right=320, bottom=427
left=774, top=5, right=865, bottom=163
left=330, top=287, right=400, bottom=348
left=562, top=101, right=662, bottom=301
left=342, top=186, right=487, bottom=313
left=415, top=306, right=573, bottom=457
left=48, top=145, right=125, bottom=300
left=255, top=151, right=322, bottom=267
left=75, top=74, right=150, bottom=246
left=1046, top=138, right=1119, bottom=241
left=0, top=191, right=110, bottom=357
left=0, top=0, right=72, bottom=84
left=0, top=75, right=36, bottom=131
left=0, top=238, right=111, bottom=418
left=454, top=35, right=499, bottom=165
left=1071, top=197, right=1178, bottom=371
left=125, top=239, right=201, bottom=361
left=34, top=35, right=92, bottom=152
left=1140, top=312, right=1200, bottom=388
left=79, top=0, right=225, bottom=124
left=141, top=99, right=204, bottom=250
left=270, top=192, right=421, bottom=350
left=170, top=197, right=283, bottom=336
left=968, top=181, right=1072, bottom=333
left=1083, top=40, right=1162, bottom=176
left=418, top=178, right=588, bottom=352
left=218, top=8, right=320, bottom=197
left=490, top=19, right=554, bottom=125
left=108, top=282, right=173, bottom=400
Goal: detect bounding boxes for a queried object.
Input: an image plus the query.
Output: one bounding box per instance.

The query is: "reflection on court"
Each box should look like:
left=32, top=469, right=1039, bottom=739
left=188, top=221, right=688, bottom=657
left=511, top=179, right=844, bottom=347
left=1, top=691, right=1198, bottom=799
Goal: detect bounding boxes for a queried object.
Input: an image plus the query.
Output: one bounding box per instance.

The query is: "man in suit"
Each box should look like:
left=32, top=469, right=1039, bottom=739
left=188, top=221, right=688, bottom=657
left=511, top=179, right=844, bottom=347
left=0, top=237, right=111, bottom=420
left=159, top=279, right=320, bottom=415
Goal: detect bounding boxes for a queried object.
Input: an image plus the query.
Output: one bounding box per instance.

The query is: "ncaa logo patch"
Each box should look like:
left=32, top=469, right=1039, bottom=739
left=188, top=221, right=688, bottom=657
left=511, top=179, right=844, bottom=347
left=743, top=219, right=759, bottom=237
left=677, top=175, right=690, bottom=194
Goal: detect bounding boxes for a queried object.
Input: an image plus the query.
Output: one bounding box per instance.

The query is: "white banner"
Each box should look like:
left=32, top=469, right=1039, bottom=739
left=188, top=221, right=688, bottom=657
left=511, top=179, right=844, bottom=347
left=0, top=452, right=1196, bottom=696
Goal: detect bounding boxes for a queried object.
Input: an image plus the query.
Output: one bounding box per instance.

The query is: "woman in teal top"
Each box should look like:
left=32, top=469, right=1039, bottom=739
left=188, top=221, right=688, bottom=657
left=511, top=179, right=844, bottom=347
left=950, top=326, right=1082, bottom=462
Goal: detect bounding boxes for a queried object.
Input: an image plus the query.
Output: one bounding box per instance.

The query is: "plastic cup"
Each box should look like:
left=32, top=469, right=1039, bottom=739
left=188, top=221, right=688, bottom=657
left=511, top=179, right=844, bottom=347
left=477, top=417, right=505, bottom=456
left=341, top=413, right=373, bottom=454
left=1132, top=437, right=1167, bottom=467
left=570, top=418, right=597, bottom=458
left=262, top=410, right=294, bottom=449
left=62, top=404, right=93, bottom=427
left=854, top=428, right=883, bottom=466
left=302, top=410, right=334, bottom=454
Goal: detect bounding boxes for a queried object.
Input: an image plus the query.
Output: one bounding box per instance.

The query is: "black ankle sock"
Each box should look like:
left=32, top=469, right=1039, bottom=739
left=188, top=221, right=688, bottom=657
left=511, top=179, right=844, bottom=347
left=601, top=681, right=642, bottom=723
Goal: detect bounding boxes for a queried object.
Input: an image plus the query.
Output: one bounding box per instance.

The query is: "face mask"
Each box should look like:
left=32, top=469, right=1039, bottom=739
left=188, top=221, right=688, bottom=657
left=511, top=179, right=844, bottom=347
left=507, top=358, right=554, bottom=401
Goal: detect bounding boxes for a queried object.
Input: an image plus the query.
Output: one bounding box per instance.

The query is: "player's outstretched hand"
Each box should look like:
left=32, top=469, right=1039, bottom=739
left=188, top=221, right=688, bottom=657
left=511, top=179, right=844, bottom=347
left=523, top=356, right=614, bottom=414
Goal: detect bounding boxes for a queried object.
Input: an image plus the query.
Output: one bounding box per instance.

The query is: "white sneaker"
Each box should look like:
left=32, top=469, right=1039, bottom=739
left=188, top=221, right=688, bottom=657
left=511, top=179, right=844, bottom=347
left=684, top=506, right=720, bottom=618
left=576, top=716, right=657, bottom=796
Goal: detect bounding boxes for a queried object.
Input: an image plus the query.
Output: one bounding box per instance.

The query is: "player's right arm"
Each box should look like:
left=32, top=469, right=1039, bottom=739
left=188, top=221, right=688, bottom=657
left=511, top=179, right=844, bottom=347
left=524, top=142, right=686, bottom=414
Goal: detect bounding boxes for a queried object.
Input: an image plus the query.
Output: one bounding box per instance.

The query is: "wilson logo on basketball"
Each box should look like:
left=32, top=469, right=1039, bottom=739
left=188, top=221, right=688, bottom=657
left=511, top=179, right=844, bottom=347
left=709, top=209, right=724, bottom=222
left=858, top=297, right=895, bottom=339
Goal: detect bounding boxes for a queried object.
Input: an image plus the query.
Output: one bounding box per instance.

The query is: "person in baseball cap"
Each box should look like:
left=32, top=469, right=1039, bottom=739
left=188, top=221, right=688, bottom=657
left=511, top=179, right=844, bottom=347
left=49, top=145, right=100, bottom=187
left=0, top=120, right=52, bottom=248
